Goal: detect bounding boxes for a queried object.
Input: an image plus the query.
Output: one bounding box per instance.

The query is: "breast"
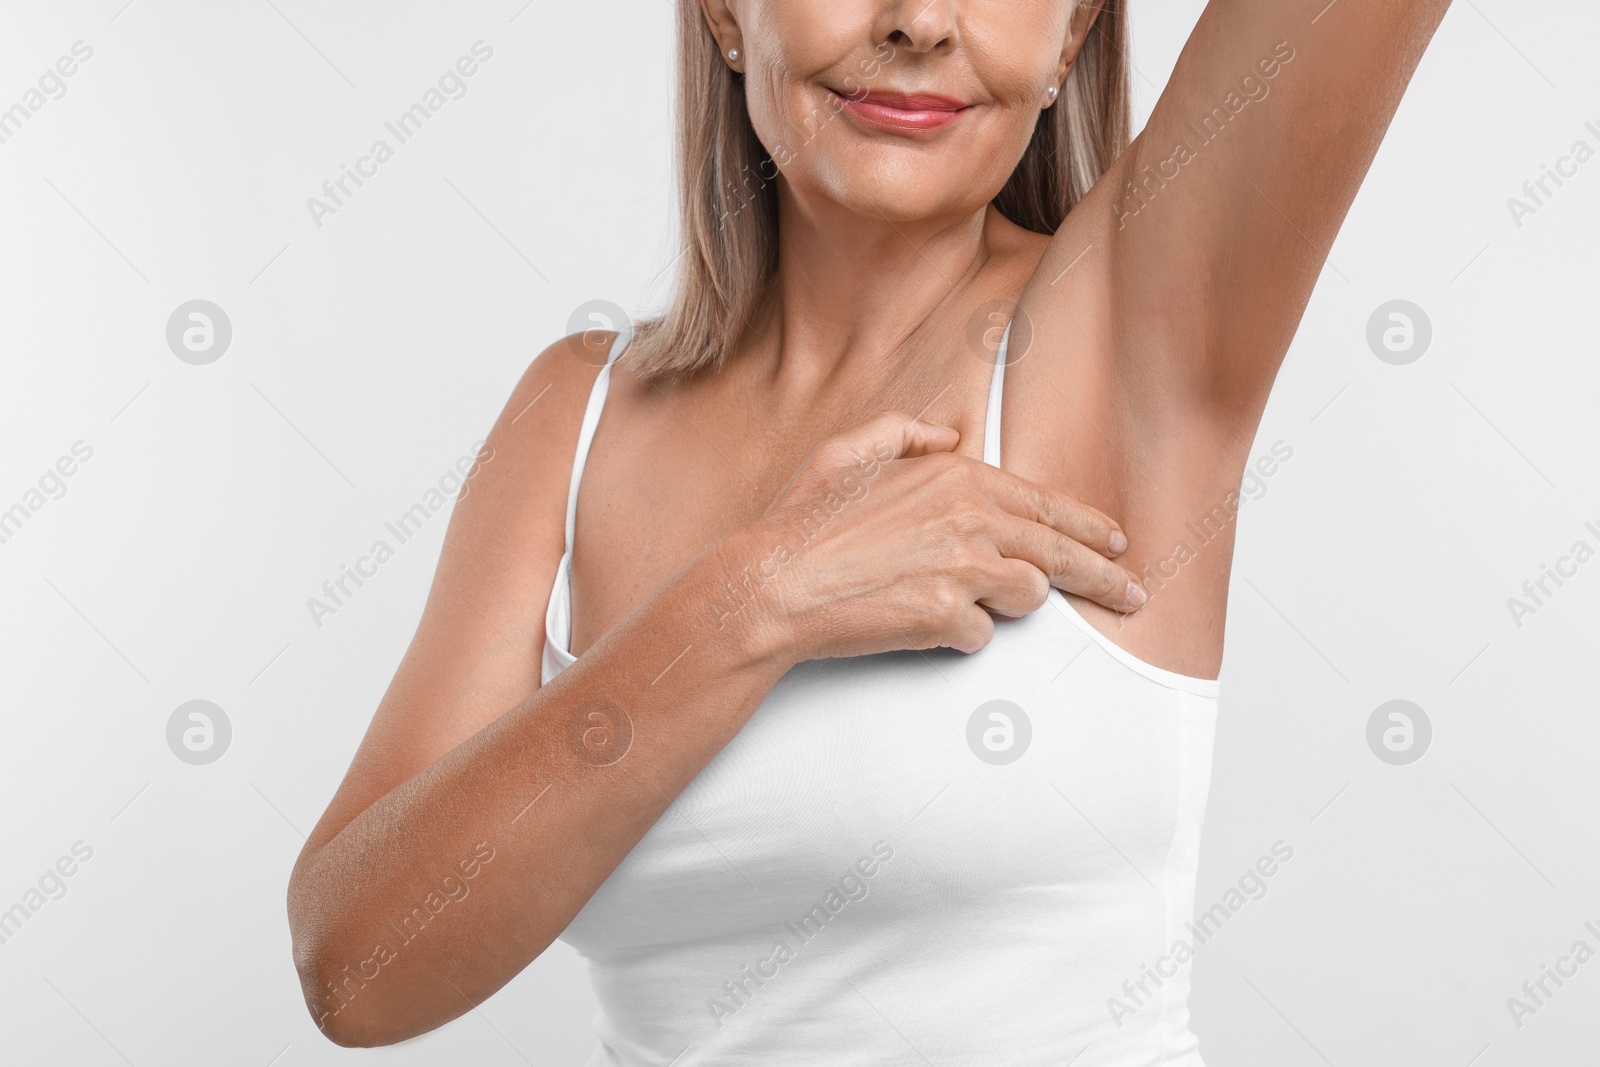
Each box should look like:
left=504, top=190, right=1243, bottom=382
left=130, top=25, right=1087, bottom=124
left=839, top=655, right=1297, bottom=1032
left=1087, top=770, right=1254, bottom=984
left=546, top=586, right=1219, bottom=1065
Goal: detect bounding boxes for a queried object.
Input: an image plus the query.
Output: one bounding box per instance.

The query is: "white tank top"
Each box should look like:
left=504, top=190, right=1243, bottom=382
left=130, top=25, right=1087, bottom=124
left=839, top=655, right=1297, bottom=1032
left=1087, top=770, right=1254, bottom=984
left=543, top=326, right=1219, bottom=1066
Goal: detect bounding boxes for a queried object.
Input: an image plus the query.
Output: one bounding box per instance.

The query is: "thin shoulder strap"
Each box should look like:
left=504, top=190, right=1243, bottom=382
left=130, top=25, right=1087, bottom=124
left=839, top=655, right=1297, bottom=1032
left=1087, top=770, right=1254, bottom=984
left=563, top=327, right=633, bottom=553
left=982, top=319, right=1013, bottom=468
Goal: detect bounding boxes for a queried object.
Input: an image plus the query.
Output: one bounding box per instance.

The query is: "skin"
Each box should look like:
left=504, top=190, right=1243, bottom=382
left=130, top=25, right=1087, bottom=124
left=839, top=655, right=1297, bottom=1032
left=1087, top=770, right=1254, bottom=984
left=288, top=0, right=1453, bottom=1046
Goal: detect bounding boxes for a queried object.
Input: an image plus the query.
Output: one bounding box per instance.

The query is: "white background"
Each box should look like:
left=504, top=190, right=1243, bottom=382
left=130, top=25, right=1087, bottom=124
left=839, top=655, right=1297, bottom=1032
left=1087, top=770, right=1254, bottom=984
left=1, top=1, right=1596, bottom=1064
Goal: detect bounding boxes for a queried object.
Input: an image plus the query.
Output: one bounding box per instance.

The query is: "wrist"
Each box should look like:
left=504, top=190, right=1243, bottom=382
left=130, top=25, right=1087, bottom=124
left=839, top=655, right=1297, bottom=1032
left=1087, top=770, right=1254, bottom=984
left=684, top=520, right=804, bottom=676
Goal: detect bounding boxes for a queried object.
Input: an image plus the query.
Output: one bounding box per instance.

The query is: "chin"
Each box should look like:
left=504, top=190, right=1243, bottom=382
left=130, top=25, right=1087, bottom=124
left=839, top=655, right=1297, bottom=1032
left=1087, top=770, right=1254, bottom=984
left=812, top=150, right=1000, bottom=226
left=782, top=126, right=938, bottom=207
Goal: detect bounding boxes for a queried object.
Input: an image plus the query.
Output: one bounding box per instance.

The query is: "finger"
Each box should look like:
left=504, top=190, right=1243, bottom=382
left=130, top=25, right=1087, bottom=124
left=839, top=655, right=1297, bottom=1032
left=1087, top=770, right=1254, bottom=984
left=946, top=604, right=997, bottom=656
left=990, top=513, right=1148, bottom=613
left=977, top=467, right=1128, bottom=557
left=975, top=557, right=1052, bottom=619
left=827, top=410, right=960, bottom=468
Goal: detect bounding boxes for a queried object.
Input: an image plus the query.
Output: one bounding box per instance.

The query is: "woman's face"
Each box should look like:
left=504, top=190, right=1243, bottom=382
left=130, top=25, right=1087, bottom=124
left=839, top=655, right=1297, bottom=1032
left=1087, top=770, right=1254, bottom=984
left=708, top=0, right=1095, bottom=224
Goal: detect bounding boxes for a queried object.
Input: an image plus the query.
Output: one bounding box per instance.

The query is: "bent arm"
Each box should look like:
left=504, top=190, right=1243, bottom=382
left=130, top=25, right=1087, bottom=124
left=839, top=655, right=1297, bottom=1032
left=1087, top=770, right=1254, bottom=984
left=286, top=339, right=792, bottom=1046
left=289, top=542, right=788, bottom=1046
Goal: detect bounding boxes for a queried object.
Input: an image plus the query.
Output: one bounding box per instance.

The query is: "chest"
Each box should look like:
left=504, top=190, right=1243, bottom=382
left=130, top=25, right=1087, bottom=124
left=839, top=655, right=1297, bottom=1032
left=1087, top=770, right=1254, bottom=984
left=566, top=352, right=1005, bottom=657
left=557, top=595, right=1217, bottom=960
left=565, top=300, right=1242, bottom=679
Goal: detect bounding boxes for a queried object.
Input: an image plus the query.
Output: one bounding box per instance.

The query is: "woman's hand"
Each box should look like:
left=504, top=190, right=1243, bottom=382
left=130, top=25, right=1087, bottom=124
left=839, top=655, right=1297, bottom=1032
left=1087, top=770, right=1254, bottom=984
left=724, top=410, right=1146, bottom=663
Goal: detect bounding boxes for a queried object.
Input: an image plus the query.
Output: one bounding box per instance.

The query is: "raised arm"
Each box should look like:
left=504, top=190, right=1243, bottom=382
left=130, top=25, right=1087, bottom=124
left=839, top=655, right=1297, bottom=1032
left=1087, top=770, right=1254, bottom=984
left=1045, top=0, right=1453, bottom=409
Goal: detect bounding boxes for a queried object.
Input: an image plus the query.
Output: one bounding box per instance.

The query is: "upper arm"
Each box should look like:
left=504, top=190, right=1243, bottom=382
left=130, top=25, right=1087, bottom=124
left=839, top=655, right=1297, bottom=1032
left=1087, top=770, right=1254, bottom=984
left=1046, top=0, right=1451, bottom=409
left=297, top=334, right=608, bottom=859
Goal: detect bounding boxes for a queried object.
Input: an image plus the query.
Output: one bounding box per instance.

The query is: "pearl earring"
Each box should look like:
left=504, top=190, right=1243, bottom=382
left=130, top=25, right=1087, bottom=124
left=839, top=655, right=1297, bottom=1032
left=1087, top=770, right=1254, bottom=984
left=727, top=47, right=741, bottom=62
left=1045, top=84, right=1058, bottom=103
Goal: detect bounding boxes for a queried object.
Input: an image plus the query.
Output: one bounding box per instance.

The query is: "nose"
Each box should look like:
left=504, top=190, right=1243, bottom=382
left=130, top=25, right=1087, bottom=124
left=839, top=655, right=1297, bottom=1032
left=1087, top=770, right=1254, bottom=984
left=879, top=0, right=957, bottom=55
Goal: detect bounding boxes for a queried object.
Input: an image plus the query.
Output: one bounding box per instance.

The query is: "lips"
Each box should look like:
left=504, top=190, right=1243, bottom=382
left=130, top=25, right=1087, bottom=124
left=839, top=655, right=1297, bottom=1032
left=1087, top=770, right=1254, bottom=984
left=831, top=88, right=971, bottom=132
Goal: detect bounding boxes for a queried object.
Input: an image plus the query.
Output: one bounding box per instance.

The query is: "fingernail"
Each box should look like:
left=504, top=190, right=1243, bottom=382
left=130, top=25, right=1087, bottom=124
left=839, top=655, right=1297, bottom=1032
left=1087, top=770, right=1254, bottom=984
left=1124, top=581, right=1147, bottom=609
left=1108, top=530, right=1128, bottom=555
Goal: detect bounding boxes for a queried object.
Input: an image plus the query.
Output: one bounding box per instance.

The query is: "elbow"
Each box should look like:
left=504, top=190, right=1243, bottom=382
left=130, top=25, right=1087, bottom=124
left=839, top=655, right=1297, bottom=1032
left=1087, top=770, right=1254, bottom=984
left=294, top=934, right=537, bottom=1048
left=293, top=938, right=407, bottom=1048
left=306, top=1002, right=377, bottom=1049
left=290, top=907, right=466, bottom=1048
left=289, top=880, right=407, bottom=1047
left=286, top=857, right=502, bottom=1047
left=313, top=1014, right=395, bottom=1050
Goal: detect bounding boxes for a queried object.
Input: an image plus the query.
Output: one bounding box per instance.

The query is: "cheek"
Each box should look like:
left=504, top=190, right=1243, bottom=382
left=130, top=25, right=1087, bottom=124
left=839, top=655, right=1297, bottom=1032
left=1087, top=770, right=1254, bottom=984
left=740, top=13, right=853, bottom=156
left=744, top=68, right=808, bottom=160
left=965, top=14, right=1066, bottom=107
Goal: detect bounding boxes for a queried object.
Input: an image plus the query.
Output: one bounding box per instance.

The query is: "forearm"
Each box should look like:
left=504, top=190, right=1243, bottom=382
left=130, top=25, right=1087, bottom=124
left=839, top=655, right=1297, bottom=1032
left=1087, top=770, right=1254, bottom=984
left=1048, top=0, right=1454, bottom=410
left=287, top=531, right=793, bottom=1046
left=1133, top=0, right=1452, bottom=253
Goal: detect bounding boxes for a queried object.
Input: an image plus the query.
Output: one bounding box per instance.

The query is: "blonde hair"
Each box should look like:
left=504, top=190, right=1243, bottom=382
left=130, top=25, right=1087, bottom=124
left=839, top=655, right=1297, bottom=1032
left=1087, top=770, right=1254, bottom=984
left=625, top=2, right=1131, bottom=381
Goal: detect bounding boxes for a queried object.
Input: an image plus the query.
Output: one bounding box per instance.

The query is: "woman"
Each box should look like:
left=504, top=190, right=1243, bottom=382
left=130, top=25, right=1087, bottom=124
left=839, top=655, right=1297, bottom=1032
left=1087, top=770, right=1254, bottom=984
left=288, top=0, right=1449, bottom=1061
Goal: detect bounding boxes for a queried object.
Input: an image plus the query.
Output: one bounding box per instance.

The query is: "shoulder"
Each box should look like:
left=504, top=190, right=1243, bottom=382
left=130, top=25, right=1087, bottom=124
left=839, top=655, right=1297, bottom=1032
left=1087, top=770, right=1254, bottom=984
left=492, top=325, right=621, bottom=453
left=444, top=330, right=620, bottom=552
left=390, top=329, right=621, bottom=687
left=505, top=329, right=622, bottom=426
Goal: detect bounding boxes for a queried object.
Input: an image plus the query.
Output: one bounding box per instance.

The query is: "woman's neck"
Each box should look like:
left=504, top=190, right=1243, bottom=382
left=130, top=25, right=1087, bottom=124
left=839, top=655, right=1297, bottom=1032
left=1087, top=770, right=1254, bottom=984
left=748, top=182, right=1003, bottom=389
